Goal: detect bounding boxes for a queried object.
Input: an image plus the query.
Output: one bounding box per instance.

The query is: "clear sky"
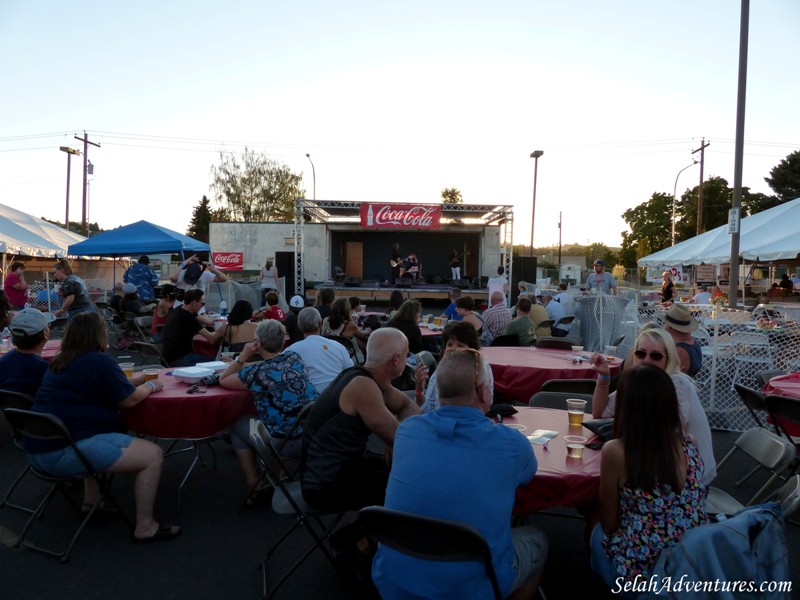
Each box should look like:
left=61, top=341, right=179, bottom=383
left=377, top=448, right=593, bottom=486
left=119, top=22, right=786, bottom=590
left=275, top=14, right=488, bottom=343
left=1, top=0, right=798, bottom=250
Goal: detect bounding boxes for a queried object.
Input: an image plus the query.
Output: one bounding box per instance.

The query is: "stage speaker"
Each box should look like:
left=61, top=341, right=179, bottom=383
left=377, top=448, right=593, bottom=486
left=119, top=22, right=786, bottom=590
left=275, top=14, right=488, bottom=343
left=453, top=278, right=470, bottom=289
left=344, top=277, right=362, bottom=287
left=395, top=278, right=412, bottom=288
left=361, top=280, right=379, bottom=289
left=275, top=251, right=295, bottom=297
left=511, top=256, right=537, bottom=304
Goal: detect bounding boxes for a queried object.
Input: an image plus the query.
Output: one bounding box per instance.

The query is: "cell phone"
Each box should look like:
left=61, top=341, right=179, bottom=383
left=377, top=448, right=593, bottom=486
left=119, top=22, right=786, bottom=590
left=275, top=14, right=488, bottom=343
left=416, top=351, right=435, bottom=369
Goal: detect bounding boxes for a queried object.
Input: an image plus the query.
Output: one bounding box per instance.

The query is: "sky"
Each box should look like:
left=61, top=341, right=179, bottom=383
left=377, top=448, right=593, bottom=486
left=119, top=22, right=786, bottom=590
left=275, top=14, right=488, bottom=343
left=1, top=0, right=798, bottom=251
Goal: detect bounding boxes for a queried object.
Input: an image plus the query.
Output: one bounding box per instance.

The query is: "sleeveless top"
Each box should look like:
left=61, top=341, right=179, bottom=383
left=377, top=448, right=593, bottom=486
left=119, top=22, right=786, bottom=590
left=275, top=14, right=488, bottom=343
left=302, top=366, right=378, bottom=491
left=675, top=340, right=703, bottom=377
left=474, top=312, right=494, bottom=347
left=321, top=317, right=347, bottom=336
left=603, top=435, right=708, bottom=580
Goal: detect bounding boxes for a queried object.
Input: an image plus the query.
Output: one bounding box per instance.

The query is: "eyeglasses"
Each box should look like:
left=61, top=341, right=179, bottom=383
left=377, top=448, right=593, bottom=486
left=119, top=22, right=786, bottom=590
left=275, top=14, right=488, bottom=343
left=633, top=349, right=665, bottom=361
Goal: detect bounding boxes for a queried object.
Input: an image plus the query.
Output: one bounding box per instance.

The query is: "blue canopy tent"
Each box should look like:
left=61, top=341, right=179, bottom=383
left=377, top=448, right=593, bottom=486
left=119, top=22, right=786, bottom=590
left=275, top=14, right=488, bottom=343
left=67, top=220, right=209, bottom=257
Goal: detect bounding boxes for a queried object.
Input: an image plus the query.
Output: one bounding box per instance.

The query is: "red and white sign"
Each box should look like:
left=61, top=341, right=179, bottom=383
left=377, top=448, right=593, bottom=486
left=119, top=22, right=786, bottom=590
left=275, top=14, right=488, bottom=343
left=359, top=203, right=441, bottom=230
left=211, top=252, right=244, bottom=271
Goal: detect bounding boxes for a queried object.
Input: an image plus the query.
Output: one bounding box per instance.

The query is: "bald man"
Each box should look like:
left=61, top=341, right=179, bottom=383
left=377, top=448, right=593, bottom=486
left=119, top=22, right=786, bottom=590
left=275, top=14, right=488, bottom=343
left=301, top=328, right=421, bottom=511
left=482, top=291, right=512, bottom=339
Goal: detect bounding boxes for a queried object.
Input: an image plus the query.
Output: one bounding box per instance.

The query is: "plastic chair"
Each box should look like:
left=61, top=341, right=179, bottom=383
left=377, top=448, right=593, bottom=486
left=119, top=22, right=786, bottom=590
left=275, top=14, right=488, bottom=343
left=529, top=391, right=593, bottom=412
left=0, top=389, right=34, bottom=513
left=534, top=337, right=577, bottom=350
left=552, top=315, right=575, bottom=335
left=131, top=341, right=168, bottom=367
left=540, top=379, right=597, bottom=396
left=733, top=383, right=769, bottom=429
left=133, top=315, right=153, bottom=341
left=731, top=332, right=772, bottom=390
left=490, top=334, right=519, bottom=347
left=3, top=408, right=132, bottom=562
left=250, top=419, right=345, bottom=599
left=357, top=505, right=503, bottom=600
left=704, top=427, right=796, bottom=515
left=708, top=474, right=800, bottom=522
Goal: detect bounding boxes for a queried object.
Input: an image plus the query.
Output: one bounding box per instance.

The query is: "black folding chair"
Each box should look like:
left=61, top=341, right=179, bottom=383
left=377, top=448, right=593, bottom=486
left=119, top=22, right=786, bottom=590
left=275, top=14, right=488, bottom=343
left=250, top=419, right=345, bottom=599
left=529, top=391, right=593, bottom=412
left=540, top=378, right=597, bottom=396
left=733, top=383, right=770, bottom=429
left=131, top=341, right=168, bottom=367
left=490, top=334, right=520, bottom=347
left=534, top=337, right=577, bottom=350
left=3, top=408, right=132, bottom=562
left=0, top=389, right=34, bottom=512
left=357, top=505, right=503, bottom=600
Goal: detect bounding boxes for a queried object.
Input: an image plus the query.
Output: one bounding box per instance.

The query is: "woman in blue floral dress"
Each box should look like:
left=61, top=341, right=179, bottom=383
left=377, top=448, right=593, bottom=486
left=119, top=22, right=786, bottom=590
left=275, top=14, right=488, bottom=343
left=591, top=365, right=707, bottom=596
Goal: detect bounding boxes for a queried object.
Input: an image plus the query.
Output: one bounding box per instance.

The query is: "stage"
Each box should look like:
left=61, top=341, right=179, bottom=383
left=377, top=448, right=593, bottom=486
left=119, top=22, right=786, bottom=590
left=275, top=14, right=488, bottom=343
left=305, top=282, right=490, bottom=305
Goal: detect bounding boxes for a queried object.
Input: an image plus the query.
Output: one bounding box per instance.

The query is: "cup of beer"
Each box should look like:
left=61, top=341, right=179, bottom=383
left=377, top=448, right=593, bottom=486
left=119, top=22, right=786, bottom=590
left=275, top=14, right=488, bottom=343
left=566, top=398, right=587, bottom=427
left=119, top=362, right=135, bottom=378
left=564, top=435, right=587, bottom=459
left=143, top=368, right=160, bottom=381
left=433, top=316, right=441, bottom=327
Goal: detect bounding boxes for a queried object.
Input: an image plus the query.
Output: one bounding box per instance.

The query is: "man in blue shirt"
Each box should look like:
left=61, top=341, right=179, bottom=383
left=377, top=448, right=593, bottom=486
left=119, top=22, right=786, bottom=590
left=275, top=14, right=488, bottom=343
left=0, top=308, right=50, bottom=398
left=124, top=255, right=159, bottom=302
left=373, top=350, right=547, bottom=599
left=441, top=287, right=464, bottom=322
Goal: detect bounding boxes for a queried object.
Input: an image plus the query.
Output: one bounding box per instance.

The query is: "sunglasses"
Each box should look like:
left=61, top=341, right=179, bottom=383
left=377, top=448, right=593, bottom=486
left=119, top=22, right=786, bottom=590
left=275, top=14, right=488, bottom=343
left=633, top=349, right=665, bottom=361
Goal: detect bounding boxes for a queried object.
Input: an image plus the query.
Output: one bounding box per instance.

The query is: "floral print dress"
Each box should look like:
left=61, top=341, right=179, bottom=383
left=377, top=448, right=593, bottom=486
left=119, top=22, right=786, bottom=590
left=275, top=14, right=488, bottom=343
left=603, top=435, right=708, bottom=580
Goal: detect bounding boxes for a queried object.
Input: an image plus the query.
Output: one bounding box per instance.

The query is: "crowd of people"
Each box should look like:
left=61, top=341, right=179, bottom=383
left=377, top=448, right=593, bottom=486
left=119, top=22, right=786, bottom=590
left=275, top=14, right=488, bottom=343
left=2, top=253, right=780, bottom=596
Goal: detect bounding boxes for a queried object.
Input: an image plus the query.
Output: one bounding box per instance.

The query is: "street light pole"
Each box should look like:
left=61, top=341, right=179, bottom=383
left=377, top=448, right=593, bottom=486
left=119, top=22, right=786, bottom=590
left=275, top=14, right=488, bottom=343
left=305, top=153, right=316, bottom=200
left=59, top=146, right=81, bottom=230
left=672, top=160, right=698, bottom=246
left=529, top=150, right=544, bottom=257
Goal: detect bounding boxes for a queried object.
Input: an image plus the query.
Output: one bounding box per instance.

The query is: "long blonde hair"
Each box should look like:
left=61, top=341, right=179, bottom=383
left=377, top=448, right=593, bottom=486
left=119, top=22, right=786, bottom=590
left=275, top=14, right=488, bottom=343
left=634, top=328, right=681, bottom=374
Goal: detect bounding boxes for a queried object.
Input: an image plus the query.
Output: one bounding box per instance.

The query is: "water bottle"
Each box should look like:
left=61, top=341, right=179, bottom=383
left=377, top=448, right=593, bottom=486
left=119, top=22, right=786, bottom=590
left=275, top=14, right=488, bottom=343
left=1, top=327, right=11, bottom=353
left=219, top=299, right=228, bottom=317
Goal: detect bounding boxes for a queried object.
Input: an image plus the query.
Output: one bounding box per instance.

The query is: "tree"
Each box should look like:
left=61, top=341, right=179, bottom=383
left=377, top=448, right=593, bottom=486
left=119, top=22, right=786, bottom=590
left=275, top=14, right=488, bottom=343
left=620, top=192, right=674, bottom=263
left=765, top=149, right=800, bottom=202
left=441, top=188, right=463, bottom=204
left=186, top=195, right=213, bottom=242
left=210, top=148, right=305, bottom=222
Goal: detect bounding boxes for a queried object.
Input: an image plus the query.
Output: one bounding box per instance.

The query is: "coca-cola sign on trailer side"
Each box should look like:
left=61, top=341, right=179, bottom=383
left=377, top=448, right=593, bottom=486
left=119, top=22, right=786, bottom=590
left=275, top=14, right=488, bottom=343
left=211, top=252, right=244, bottom=271
left=359, top=203, right=441, bottom=230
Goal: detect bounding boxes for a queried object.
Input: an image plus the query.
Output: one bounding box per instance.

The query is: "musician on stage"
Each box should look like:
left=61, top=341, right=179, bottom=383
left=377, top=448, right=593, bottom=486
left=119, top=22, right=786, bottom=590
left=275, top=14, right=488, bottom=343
left=449, top=248, right=461, bottom=281
left=405, top=254, right=420, bottom=282
left=390, top=242, right=402, bottom=283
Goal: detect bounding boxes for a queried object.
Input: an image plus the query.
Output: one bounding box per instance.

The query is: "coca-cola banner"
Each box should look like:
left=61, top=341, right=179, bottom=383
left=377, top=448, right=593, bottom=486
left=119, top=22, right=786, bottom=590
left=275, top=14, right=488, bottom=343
left=211, top=252, right=244, bottom=271
left=359, top=203, right=442, bottom=230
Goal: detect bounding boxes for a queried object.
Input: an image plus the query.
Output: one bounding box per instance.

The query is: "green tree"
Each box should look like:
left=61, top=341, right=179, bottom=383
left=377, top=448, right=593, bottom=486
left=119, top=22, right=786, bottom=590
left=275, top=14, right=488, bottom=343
left=765, top=149, right=800, bottom=202
left=210, top=148, right=305, bottom=222
left=620, top=191, right=673, bottom=261
left=441, top=188, right=463, bottom=204
left=186, top=195, right=212, bottom=242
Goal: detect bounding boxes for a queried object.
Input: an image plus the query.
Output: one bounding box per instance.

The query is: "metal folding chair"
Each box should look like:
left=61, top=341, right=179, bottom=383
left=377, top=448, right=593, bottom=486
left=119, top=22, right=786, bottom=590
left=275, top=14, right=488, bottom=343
left=534, top=337, right=577, bottom=350
left=540, top=379, right=597, bottom=396
left=0, top=389, right=34, bottom=513
left=529, top=391, right=593, bottom=412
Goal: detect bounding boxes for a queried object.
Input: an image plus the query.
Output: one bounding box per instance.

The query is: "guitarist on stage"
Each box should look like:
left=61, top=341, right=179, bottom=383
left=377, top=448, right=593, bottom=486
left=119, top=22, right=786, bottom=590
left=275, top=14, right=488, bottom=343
left=390, top=242, right=402, bottom=284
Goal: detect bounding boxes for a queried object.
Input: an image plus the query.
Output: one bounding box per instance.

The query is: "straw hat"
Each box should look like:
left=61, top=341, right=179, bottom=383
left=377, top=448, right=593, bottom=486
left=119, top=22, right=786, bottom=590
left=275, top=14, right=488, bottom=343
left=663, top=304, right=698, bottom=333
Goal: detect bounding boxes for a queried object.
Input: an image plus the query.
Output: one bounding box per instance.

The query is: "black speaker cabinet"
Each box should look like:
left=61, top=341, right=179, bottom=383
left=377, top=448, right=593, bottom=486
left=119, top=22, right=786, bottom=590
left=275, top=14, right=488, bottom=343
left=511, top=256, right=537, bottom=304
left=344, top=277, right=362, bottom=287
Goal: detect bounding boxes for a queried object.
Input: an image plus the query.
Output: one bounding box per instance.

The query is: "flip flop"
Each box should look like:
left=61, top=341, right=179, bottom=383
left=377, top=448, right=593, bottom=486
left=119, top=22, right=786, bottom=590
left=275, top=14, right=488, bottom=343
left=130, top=523, right=182, bottom=544
left=245, top=486, right=272, bottom=509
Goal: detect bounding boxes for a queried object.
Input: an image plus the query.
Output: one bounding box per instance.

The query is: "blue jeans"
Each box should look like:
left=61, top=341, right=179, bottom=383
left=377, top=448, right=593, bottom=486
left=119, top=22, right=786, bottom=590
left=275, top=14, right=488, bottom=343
left=590, top=524, right=637, bottom=599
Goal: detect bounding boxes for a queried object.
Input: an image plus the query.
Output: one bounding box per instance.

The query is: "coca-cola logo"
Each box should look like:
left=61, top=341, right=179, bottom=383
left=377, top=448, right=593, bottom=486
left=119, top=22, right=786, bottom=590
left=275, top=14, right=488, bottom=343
left=374, top=206, right=436, bottom=227
left=211, top=252, right=244, bottom=271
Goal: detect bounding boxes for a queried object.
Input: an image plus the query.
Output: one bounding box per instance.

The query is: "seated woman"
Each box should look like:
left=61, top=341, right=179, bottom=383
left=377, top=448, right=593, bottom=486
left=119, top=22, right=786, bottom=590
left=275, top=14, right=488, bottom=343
left=219, top=319, right=318, bottom=506
left=590, top=365, right=707, bottom=595
left=25, top=312, right=179, bottom=543
left=120, top=283, right=156, bottom=315
left=151, top=284, right=177, bottom=342
left=212, top=299, right=258, bottom=354
left=321, top=297, right=369, bottom=360
left=455, top=296, right=493, bottom=347
left=384, top=299, right=423, bottom=354
left=591, top=327, right=716, bottom=485
left=419, top=321, right=493, bottom=414
left=386, top=290, right=404, bottom=319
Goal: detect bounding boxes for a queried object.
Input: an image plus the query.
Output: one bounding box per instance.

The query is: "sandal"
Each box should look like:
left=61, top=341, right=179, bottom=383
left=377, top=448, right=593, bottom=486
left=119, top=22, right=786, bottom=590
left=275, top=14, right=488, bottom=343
left=81, top=501, right=118, bottom=515
left=131, top=523, right=182, bottom=544
left=245, top=486, right=272, bottom=509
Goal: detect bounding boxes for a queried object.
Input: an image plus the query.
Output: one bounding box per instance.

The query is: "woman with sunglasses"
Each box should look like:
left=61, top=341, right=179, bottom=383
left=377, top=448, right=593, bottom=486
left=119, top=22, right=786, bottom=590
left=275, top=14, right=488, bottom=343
left=26, top=312, right=180, bottom=543
left=590, top=365, right=707, bottom=595
left=590, top=327, right=716, bottom=484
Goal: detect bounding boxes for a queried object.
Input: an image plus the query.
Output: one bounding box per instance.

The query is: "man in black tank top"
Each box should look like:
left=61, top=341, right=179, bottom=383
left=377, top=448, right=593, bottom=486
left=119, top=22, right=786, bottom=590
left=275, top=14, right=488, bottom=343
left=301, top=328, right=421, bottom=511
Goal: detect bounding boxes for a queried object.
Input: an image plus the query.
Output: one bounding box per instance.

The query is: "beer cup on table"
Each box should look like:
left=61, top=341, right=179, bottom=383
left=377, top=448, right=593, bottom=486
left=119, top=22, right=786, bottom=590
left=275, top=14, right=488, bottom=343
left=566, top=398, right=587, bottom=427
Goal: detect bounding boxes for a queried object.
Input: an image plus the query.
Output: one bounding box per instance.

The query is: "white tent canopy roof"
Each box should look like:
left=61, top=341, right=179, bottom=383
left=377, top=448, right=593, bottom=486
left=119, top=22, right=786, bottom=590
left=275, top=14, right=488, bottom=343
left=638, top=196, right=800, bottom=267
left=0, top=202, right=86, bottom=257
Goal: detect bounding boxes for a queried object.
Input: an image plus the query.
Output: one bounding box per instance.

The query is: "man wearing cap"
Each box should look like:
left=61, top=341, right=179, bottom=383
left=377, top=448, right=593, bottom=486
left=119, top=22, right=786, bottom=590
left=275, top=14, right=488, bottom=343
left=124, top=256, right=159, bottom=302
left=662, top=304, right=702, bottom=377
left=539, top=290, right=570, bottom=337
left=482, top=291, right=511, bottom=339
left=691, top=285, right=712, bottom=304
left=281, top=295, right=306, bottom=345
left=290, top=307, right=354, bottom=393
left=585, top=259, right=617, bottom=295
left=0, top=308, right=50, bottom=398
left=161, top=289, right=216, bottom=367
left=120, top=283, right=156, bottom=315
left=169, top=254, right=228, bottom=293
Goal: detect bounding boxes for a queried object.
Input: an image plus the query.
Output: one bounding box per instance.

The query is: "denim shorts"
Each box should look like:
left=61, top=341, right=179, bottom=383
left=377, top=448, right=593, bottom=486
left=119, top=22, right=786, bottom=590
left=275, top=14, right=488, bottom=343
left=27, top=433, right=133, bottom=477
left=510, top=525, right=549, bottom=592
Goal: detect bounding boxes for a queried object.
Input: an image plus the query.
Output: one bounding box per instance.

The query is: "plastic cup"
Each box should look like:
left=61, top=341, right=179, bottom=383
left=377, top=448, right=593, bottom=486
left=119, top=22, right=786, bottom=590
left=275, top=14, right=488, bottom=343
left=571, top=345, right=584, bottom=354
left=605, top=345, right=617, bottom=357
left=566, top=399, right=587, bottom=426
left=143, top=368, right=160, bottom=381
left=564, top=435, right=587, bottom=459
left=119, top=362, right=135, bottom=378
left=221, top=351, right=236, bottom=361
left=502, top=423, right=527, bottom=431
left=440, top=317, right=448, bottom=327
left=433, top=317, right=441, bottom=327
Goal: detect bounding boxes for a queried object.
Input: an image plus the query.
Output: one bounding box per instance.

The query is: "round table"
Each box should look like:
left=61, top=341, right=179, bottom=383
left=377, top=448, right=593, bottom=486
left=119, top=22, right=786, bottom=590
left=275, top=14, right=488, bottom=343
left=503, top=407, right=602, bottom=515
left=481, top=346, right=621, bottom=404
left=40, top=340, right=62, bottom=361
left=763, top=373, right=800, bottom=436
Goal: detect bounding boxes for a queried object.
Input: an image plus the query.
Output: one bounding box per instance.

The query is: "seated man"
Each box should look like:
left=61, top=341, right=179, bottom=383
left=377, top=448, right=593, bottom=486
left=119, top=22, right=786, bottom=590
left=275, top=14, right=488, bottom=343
left=290, top=307, right=353, bottom=393
left=161, top=289, right=216, bottom=367
left=482, top=291, right=511, bottom=339
left=0, top=308, right=50, bottom=397
left=372, top=350, right=547, bottom=600
left=539, top=290, right=570, bottom=337
left=501, top=297, right=536, bottom=346
left=301, top=328, right=420, bottom=511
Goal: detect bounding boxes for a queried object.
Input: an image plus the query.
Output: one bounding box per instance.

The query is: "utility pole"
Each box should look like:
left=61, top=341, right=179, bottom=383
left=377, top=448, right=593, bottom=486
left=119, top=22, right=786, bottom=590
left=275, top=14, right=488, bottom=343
left=557, top=212, right=562, bottom=272
left=692, top=138, right=710, bottom=235
left=74, top=132, right=100, bottom=236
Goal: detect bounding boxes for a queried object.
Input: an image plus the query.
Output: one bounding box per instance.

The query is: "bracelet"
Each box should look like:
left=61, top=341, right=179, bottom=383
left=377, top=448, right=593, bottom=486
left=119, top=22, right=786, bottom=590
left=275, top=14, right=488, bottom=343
left=145, top=381, right=158, bottom=391
left=415, top=389, right=424, bottom=400
left=235, top=357, right=245, bottom=365
left=597, top=374, right=611, bottom=382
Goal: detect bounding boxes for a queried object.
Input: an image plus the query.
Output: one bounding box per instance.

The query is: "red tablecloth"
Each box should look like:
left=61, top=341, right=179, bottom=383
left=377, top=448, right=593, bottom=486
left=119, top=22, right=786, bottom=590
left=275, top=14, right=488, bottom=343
left=40, top=340, right=62, bottom=361
left=121, top=368, right=255, bottom=439
left=192, top=333, right=219, bottom=357
left=763, top=373, right=800, bottom=435
left=506, top=407, right=601, bottom=514
left=481, top=346, right=621, bottom=404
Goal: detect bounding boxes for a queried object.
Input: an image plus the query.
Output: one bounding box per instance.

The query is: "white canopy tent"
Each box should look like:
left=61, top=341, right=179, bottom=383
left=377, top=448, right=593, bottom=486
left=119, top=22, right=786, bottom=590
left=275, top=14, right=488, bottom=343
left=638, top=196, right=800, bottom=267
